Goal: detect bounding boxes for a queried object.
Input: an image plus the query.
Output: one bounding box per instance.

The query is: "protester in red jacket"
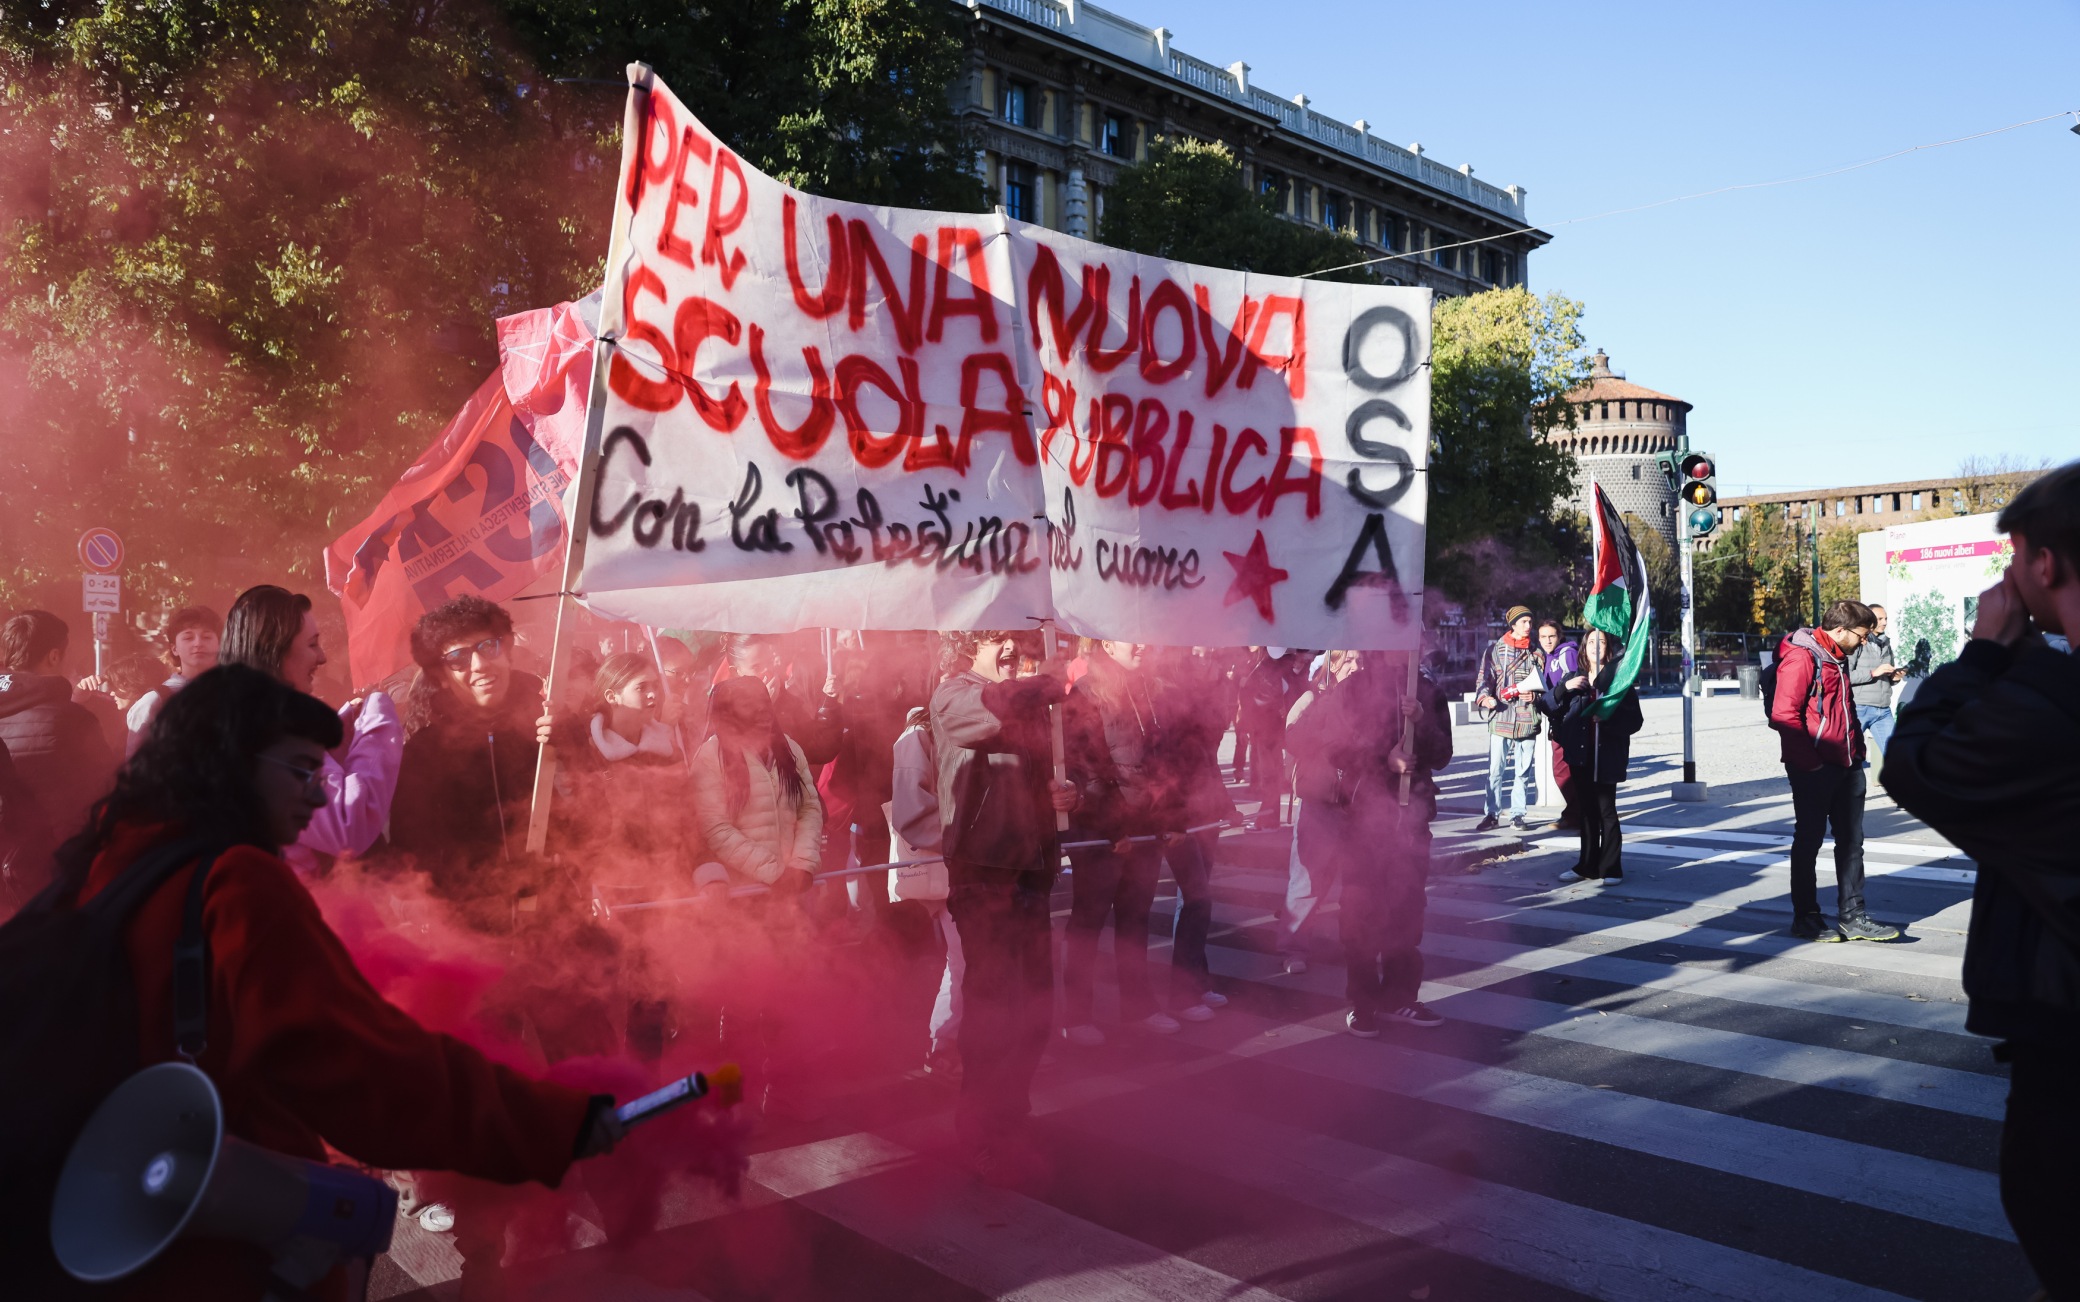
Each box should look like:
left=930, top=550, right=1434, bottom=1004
left=60, top=665, right=619, bottom=1299
left=1768, top=603, right=1897, bottom=942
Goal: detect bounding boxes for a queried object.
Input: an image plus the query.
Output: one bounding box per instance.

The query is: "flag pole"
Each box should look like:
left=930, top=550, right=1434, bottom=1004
left=1397, top=584, right=1425, bottom=807
left=525, top=61, right=654, bottom=856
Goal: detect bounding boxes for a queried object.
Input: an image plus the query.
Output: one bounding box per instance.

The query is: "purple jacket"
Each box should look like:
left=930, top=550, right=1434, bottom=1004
left=1542, top=641, right=1581, bottom=692
left=284, top=690, right=403, bottom=877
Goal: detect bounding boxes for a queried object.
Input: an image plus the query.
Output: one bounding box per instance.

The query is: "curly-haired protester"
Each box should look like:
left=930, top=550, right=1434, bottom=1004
left=124, top=604, right=221, bottom=756
left=1881, top=461, right=2080, bottom=1297
left=388, top=596, right=545, bottom=902
left=10, top=664, right=619, bottom=1300
left=218, top=585, right=401, bottom=880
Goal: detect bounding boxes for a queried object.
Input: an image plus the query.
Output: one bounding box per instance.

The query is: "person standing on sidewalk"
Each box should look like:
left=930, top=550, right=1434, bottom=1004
left=1473, top=606, right=1543, bottom=831
left=1541, top=629, right=1643, bottom=884
left=1287, top=651, right=1453, bottom=1035
left=1538, top=621, right=1582, bottom=832
left=1770, top=599, right=1899, bottom=942
left=1846, top=604, right=1905, bottom=765
left=1880, top=461, right=2080, bottom=1300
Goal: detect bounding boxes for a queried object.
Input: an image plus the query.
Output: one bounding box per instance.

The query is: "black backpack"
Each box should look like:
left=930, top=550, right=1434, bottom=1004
left=1759, top=640, right=1825, bottom=728
left=0, top=836, right=225, bottom=1291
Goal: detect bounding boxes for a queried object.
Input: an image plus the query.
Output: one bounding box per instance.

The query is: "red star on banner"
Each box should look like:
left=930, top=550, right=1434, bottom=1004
left=1222, top=530, right=1290, bottom=623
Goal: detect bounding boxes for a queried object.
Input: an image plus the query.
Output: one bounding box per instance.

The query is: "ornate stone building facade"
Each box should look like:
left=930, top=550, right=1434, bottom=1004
left=1551, top=350, right=1690, bottom=544
left=954, top=0, right=1547, bottom=295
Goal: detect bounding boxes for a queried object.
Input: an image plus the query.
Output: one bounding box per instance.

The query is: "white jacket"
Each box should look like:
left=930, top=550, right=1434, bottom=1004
left=690, top=732, right=823, bottom=887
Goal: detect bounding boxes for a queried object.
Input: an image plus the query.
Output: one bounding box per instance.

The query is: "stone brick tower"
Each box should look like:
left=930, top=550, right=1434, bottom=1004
left=1551, top=349, right=1691, bottom=544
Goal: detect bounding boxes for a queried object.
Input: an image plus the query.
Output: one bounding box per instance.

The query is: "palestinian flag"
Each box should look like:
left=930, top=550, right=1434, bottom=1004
left=1583, top=481, right=1650, bottom=719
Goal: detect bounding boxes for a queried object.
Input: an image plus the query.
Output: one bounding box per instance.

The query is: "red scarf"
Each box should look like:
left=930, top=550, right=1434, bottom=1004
left=1504, top=632, right=1532, bottom=649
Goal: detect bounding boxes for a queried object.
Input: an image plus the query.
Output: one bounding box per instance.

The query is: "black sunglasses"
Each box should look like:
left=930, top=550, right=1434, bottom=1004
left=439, top=636, right=507, bottom=668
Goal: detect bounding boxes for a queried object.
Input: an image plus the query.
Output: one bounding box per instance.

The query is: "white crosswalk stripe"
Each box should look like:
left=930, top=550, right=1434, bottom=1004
left=375, top=815, right=2020, bottom=1302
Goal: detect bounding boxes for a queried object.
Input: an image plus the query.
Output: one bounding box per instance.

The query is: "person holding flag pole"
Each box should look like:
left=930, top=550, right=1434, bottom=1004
left=1542, top=484, right=1648, bottom=883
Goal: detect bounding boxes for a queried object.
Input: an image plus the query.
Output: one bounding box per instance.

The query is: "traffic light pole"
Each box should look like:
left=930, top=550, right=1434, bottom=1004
left=1672, top=440, right=1708, bottom=802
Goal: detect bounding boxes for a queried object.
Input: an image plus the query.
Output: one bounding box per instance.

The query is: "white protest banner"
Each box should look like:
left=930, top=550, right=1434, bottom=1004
left=1013, top=228, right=1427, bottom=648
left=573, top=71, right=1428, bottom=649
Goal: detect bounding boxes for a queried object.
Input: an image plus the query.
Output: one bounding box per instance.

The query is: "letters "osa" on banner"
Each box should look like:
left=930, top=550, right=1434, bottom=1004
left=574, top=72, right=1429, bottom=649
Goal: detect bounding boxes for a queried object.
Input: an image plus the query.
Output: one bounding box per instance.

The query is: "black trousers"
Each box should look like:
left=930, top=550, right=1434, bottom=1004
left=1063, top=843, right=1161, bottom=1024
left=946, top=858, right=1057, bottom=1144
left=1340, top=823, right=1430, bottom=1014
left=1566, top=779, right=1622, bottom=879
left=1785, top=764, right=1866, bottom=917
left=2001, top=1046, right=2080, bottom=1299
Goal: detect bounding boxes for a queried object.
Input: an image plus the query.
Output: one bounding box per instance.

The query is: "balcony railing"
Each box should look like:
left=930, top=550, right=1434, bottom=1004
left=973, top=0, right=1528, bottom=223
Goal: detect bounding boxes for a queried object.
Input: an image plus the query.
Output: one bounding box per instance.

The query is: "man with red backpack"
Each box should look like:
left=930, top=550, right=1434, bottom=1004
left=1768, top=599, right=1900, bottom=942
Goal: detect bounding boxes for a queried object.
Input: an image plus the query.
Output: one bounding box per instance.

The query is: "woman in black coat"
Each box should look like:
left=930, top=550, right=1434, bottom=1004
left=1539, top=629, right=1644, bottom=883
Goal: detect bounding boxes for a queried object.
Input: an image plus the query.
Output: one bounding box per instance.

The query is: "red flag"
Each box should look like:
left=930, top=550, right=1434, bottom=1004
left=324, top=301, right=593, bottom=687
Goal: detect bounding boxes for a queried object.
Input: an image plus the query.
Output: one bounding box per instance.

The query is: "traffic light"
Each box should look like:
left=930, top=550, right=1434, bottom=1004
left=1678, top=452, right=1719, bottom=536
left=1654, top=451, right=1681, bottom=494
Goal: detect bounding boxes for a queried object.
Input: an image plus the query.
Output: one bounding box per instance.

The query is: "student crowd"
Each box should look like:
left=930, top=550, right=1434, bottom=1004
left=4, top=460, right=2076, bottom=1298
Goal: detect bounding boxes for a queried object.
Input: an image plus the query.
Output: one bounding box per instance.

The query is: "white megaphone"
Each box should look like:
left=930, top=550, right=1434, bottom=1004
left=50, top=1062, right=398, bottom=1296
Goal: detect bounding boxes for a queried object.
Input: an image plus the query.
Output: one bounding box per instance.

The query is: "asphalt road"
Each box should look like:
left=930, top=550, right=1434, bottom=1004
left=371, top=695, right=2028, bottom=1301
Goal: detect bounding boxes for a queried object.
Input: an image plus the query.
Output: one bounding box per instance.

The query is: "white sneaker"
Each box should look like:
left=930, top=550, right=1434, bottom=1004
left=1283, top=957, right=1308, bottom=975
left=1142, top=1012, right=1182, bottom=1035
left=416, top=1203, right=456, bottom=1233
left=1200, top=991, right=1229, bottom=1009
left=1557, top=869, right=1587, bottom=884
left=1063, top=1023, right=1105, bottom=1048
left=1177, top=1003, right=1214, bottom=1022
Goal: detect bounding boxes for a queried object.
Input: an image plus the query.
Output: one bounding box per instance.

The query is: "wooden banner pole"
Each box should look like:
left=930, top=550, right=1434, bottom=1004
left=524, top=62, right=652, bottom=856
left=1040, top=621, right=1069, bottom=834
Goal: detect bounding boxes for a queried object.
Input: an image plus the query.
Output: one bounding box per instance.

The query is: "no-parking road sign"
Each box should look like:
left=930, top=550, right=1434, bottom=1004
left=78, top=528, right=123, bottom=573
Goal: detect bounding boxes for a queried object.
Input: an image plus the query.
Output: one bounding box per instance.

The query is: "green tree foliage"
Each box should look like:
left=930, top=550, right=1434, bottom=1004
left=1426, top=287, right=1591, bottom=614
left=0, top=0, right=979, bottom=625
left=503, top=0, right=984, bottom=212
left=1096, top=137, right=1371, bottom=281
left=1628, top=511, right=1682, bottom=628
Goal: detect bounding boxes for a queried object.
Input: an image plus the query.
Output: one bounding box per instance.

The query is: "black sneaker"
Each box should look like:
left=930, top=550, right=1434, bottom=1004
left=1473, top=815, right=1501, bottom=832
left=1510, top=816, right=1531, bottom=830
left=1346, top=1008, right=1380, bottom=1039
left=1837, top=913, right=1902, bottom=942
left=1788, top=912, right=1831, bottom=941
left=1384, top=1002, right=1444, bottom=1028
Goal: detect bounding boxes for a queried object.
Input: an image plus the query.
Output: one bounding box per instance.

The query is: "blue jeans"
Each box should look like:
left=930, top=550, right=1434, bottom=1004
left=1857, top=704, right=1894, bottom=764
left=1485, top=733, right=1537, bottom=817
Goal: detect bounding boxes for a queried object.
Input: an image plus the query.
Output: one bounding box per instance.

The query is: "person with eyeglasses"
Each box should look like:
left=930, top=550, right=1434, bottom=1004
left=388, top=596, right=547, bottom=917
left=220, top=585, right=402, bottom=881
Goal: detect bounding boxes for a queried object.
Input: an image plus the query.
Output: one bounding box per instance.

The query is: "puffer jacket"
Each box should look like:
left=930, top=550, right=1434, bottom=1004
left=1769, top=628, right=1862, bottom=771
left=690, top=733, right=822, bottom=887
left=0, top=670, right=116, bottom=846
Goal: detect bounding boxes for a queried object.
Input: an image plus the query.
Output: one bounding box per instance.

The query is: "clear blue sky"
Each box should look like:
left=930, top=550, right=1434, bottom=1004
left=1171, top=1, right=2080, bottom=496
